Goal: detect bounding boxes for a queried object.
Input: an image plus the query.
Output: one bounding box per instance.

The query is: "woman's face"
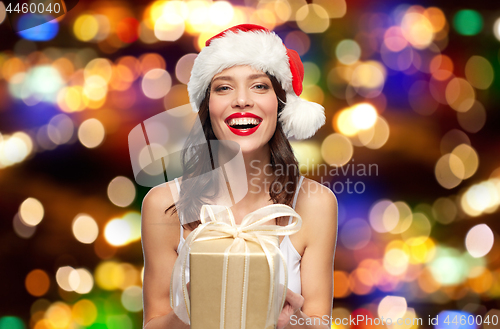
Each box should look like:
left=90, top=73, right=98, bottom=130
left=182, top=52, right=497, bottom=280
left=208, top=65, right=278, bottom=155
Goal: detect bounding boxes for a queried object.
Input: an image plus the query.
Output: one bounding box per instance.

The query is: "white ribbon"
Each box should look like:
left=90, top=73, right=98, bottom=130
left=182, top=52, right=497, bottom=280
left=170, top=204, right=302, bottom=328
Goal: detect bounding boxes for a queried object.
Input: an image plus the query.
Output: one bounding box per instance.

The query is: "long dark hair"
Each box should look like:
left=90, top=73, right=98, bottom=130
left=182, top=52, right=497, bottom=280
left=166, top=73, right=300, bottom=230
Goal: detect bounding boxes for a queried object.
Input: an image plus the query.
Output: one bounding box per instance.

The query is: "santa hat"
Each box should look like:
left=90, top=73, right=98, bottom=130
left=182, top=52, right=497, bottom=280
left=187, top=24, right=325, bottom=140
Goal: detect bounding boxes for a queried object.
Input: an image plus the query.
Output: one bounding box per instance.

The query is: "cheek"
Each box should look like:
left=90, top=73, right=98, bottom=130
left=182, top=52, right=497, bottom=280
left=262, top=98, right=278, bottom=123
left=208, top=98, right=225, bottom=124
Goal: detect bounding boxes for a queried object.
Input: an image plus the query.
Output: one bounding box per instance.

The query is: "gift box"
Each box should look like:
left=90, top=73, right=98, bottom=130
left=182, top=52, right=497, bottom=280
left=190, top=238, right=280, bottom=329
left=170, top=204, right=302, bottom=329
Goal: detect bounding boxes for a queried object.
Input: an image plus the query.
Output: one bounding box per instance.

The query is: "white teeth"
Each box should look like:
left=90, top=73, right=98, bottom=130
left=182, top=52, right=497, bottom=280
left=227, top=118, right=261, bottom=126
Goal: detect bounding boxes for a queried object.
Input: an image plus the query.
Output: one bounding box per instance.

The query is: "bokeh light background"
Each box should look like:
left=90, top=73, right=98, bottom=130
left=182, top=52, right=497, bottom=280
left=0, top=0, right=499, bottom=328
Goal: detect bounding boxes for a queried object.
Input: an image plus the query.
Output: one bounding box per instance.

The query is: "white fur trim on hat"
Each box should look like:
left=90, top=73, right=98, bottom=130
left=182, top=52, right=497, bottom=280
left=187, top=28, right=325, bottom=140
left=279, top=93, right=325, bottom=140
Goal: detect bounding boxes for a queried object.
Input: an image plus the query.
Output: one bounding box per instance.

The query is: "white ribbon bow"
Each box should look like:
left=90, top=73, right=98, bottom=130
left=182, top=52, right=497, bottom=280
left=170, top=203, right=302, bottom=329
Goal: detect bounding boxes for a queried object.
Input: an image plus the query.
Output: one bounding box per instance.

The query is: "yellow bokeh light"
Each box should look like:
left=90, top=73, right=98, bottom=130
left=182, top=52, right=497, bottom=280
left=69, top=268, right=94, bottom=294
left=409, top=237, right=436, bottom=264
left=362, top=116, right=390, bottom=149
left=290, top=141, right=322, bottom=174
left=401, top=12, right=434, bottom=49
left=401, top=213, right=431, bottom=246
left=72, top=299, right=98, bottom=326
left=14, top=132, right=33, bottom=157
left=123, top=212, right=142, bottom=243
left=351, top=103, right=378, bottom=130
left=1, top=134, right=30, bottom=165
left=95, top=261, right=125, bottom=290
left=313, top=0, right=346, bottom=18
left=350, top=61, right=386, bottom=89
left=155, top=17, right=185, bottom=42
left=84, top=75, right=108, bottom=101
left=186, top=1, right=211, bottom=33
left=57, top=86, right=85, bottom=113
left=163, top=0, right=189, bottom=21
left=108, top=176, right=136, bottom=207
left=45, top=302, right=72, bottom=329
left=104, top=218, right=132, bottom=246
left=320, top=133, right=353, bottom=166
left=78, top=118, right=106, bottom=149
left=462, top=181, right=500, bottom=216
left=209, top=1, right=234, bottom=26
left=384, top=248, right=410, bottom=276
left=258, top=0, right=292, bottom=24
left=445, top=78, right=475, bottom=113
left=335, top=108, right=358, bottom=137
left=389, top=201, right=413, bottom=234
left=19, top=197, right=44, bottom=226
left=72, top=214, right=99, bottom=244
left=435, top=154, right=463, bottom=189
left=296, top=4, right=330, bottom=33
left=451, top=144, right=478, bottom=180
left=74, top=15, right=99, bottom=42
left=56, top=266, right=75, bottom=292
left=84, top=58, right=113, bottom=82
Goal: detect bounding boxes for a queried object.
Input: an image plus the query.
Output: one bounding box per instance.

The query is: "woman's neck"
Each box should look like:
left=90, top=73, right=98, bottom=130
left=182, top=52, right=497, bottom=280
left=217, top=142, right=274, bottom=209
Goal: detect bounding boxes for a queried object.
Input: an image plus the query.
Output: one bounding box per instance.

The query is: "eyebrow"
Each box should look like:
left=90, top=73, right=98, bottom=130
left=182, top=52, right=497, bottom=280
left=211, top=74, right=269, bottom=83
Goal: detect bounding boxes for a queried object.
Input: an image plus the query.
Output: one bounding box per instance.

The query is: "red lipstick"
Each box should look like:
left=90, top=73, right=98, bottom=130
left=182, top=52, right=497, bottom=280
left=225, top=112, right=262, bottom=136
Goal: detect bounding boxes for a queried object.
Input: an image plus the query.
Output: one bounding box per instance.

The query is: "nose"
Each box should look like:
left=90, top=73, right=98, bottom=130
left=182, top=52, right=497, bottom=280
left=231, top=88, right=254, bottom=109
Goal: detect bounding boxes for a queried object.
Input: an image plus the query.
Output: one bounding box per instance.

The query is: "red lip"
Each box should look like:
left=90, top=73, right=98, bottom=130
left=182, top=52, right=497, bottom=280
left=225, top=112, right=262, bottom=137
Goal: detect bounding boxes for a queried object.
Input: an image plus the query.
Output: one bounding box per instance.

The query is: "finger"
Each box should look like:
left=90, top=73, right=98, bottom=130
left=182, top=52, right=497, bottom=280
left=285, top=289, right=304, bottom=308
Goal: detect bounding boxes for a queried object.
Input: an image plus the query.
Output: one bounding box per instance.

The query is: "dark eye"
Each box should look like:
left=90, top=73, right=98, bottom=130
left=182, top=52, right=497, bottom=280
left=254, top=84, right=269, bottom=90
left=215, top=86, right=230, bottom=92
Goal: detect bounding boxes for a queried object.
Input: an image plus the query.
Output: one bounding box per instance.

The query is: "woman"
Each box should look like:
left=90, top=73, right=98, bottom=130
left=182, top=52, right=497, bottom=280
left=141, top=24, right=338, bottom=329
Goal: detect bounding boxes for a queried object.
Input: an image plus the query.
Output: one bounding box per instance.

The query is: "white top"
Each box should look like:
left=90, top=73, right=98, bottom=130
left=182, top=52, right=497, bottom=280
left=175, top=175, right=304, bottom=295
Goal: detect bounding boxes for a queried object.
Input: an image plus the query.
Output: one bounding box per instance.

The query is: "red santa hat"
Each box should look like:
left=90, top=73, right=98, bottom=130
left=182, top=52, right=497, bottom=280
left=187, top=24, right=325, bottom=140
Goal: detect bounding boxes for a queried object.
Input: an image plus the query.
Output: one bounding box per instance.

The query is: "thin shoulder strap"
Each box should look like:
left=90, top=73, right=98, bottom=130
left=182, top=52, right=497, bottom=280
left=174, top=178, right=184, bottom=238
left=288, top=176, right=305, bottom=225
left=174, top=177, right=181, bottom=192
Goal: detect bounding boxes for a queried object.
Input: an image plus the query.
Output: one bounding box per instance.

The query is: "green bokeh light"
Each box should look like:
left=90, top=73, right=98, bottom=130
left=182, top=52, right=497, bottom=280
left=0, top=316, right=25, bottom=329
left=106, top=314, right=133, bottom=329
left=429, top=247, right=468, bottom=285
left=453, top=10, right=483, bottom=36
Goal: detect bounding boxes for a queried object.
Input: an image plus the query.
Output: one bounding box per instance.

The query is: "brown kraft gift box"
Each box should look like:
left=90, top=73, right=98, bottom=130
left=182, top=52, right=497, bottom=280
left=190, top=237, right=281, bottom=329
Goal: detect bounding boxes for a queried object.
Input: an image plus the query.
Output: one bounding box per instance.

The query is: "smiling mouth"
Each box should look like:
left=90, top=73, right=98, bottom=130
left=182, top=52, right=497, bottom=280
left=225, top=117, right=262, bottom=130
left=224, top=114, right=263, bottom=136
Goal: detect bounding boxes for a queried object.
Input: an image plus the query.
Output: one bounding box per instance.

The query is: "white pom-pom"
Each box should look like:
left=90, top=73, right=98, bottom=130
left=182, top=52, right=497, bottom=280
left=279, top=94, right=325, bottom=140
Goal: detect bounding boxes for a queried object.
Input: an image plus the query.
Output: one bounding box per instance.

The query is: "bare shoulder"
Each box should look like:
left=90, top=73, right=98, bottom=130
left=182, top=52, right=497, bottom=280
left=296, top=178, right=338, bottom=213
left=141, top=182, right=180, bottom=247
left=295, top=178, right=338, bottom=240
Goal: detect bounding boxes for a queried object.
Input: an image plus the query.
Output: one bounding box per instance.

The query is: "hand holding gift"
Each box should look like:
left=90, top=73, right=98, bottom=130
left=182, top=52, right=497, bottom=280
left=170, top=203, right=302, bottom=329
left=277, top=288, right=305, bottom=329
